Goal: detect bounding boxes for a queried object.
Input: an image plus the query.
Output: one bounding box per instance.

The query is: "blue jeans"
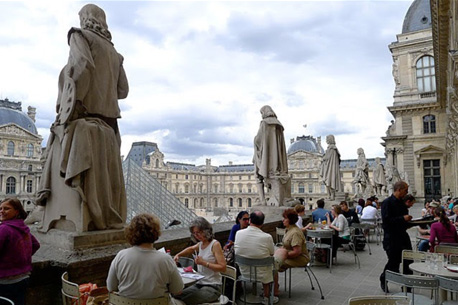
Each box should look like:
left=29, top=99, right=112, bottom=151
left=0, top=277, right=29, bottom=305
left=418, top=240, right=430, bottom=252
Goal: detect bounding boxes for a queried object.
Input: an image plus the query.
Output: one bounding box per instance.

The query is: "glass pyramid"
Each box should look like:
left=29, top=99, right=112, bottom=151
left=122, top=158, right=197, bottom=230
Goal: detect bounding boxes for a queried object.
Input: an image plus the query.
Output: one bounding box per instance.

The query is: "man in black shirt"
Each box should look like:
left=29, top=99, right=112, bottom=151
left=340, top=201, right=359, bottom=226
left=379, top=181, right=412, bottom=292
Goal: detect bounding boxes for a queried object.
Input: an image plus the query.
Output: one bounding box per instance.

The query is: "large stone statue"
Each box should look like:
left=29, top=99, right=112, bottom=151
left=352, top=147, right=372, bottom=198
left=372, top=157, right=386, bottom=196
left=33, top=4, right=128, bottom=232
left=253, top=105, right=291, bottom=206
left=319, top=135, right=342, bottom=200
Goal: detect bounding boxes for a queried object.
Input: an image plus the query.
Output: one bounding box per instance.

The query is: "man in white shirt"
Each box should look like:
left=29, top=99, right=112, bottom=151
left=234, top=211, right=278, bottom=304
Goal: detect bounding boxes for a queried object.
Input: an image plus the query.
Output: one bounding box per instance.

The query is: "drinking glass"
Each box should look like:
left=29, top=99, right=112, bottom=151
left=425, top=253, right=432, bottom=269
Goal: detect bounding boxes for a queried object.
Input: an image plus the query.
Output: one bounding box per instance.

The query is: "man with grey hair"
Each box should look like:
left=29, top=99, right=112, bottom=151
left=234, top=211, right=278, bottom=304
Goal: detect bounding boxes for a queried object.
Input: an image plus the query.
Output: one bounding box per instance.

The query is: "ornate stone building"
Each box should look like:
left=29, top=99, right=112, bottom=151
left=0, top=99, right=43, bottom=211
left=383, top=0, right=448, bottom=201
left=134, top=137, right=384, bottom=213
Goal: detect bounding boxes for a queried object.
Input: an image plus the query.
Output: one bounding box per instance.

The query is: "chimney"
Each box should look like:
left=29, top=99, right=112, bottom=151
left=290, top=138, right=294, bottom=144
left=27, top=106, right=36, bottom=122
left=229, top=161, right=233, bottom=165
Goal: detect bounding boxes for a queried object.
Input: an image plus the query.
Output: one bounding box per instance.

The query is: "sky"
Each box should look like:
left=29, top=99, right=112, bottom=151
left=0, top=0, right=414, bottom=166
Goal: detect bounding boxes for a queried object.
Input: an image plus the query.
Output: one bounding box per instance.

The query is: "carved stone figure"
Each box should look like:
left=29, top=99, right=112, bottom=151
left=33, top=4, right=128, bottom=232
left=385, top=166, right=401, bottom=195
left=353, top=148, right=372, bottom=198
left=372, top=157, right=386, bottom=196
left=319, top=135, right=342, bottom=200
left=253, top=105, right=291, bottom=206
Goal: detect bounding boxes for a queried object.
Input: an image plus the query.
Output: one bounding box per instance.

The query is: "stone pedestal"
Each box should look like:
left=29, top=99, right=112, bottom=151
left=266, top=176, right=291, bottom=207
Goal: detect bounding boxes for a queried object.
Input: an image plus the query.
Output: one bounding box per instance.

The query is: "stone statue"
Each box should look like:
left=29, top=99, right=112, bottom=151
left=253, top=105, right=290, bottom=206
left=319, top=135, right=342, bottom=200
left=32, top=4, right=128, bottom=232
left=385, top=166, right=401, bottom=195
left=352, top=148, right=372, bottom=198
left=372, top=157, right=386, bottom=196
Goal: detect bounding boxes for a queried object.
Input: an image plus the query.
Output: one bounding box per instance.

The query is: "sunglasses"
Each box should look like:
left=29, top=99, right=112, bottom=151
left=241, top=218, right=250, bottom=221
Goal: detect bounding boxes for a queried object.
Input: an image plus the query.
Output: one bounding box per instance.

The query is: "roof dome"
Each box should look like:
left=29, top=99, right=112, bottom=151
left=402, top=0, right=431, bottom=34
left=0, top=107, right=37, bottom=135
left=287, top=135, right=324, bottom=155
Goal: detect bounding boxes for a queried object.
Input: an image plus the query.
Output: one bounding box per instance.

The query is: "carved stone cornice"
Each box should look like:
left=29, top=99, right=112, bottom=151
left=388, top=101, right=442, bottom=115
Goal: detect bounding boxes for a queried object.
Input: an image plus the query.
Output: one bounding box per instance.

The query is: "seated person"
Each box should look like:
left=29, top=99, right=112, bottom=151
left=356, top=198, right=365, bottom=216
left=326, top=205, right=350, bottom=258
left=174, top=217, right=226, bottom=305
left=417, top=199, right=439, bottom=252
left=107, top=213, right=183, bottom=303
left=361, top=198, right=377, bottom=220
left=340, top=201, right=359, bottom=226
left=430, top=206, right=458, bottom=252
left=234, top=211, right=278, bottom=305
left=294, top=204, right=313, bottom=233
left=274, top=209, right=310, bottom=296
left=224, top=211, right=249, bottom=250
left=421, top=201, right=431, bottom=217
left=312, top=199, right=332, bottom=223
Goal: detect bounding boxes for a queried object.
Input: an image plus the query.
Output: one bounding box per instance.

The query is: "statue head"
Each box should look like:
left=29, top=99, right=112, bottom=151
left=375, top=157, right=381, bottom=164
left=326, top=135, right=335, bottom=145
left=260, top=105, right=277, bottom=119
left=79, top=4, right=112, bottom=41
left=357, top=147, right=364, bottom=155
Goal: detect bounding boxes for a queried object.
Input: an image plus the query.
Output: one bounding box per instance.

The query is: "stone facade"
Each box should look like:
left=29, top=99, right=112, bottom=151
left=383, top=0, right=449, bottom=201
left=0, top=99, right=43, bottom=211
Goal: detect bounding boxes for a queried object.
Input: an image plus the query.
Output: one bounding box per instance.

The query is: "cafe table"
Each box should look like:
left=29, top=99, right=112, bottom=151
left=177, top=267, right=204, bottom=287
left=409, top=262, right=458, bottom=302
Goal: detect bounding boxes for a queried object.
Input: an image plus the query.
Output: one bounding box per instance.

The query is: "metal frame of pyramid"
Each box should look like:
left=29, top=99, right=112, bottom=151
left=122, top=158, right=197, bottom=230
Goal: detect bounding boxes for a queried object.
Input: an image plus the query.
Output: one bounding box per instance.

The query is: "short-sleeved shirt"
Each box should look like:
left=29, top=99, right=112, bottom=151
left=281, top=225, right=309, bottom=268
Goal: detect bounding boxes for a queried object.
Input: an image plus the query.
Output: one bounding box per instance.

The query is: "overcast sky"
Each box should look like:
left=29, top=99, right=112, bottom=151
left=0, top=0, right=413, bottom=165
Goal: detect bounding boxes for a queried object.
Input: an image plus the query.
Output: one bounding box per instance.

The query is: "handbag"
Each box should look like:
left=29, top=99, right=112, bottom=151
left=223, top=245, right=235, bottom=266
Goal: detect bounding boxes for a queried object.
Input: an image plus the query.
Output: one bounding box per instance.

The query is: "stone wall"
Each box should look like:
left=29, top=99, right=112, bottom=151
left=27, top=215, right=294, bottom=305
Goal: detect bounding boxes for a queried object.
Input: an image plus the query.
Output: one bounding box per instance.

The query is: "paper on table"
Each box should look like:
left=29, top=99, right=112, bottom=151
left=181, top=273, right=204, bottom=280
left=158, top=247, right=166, bottom=253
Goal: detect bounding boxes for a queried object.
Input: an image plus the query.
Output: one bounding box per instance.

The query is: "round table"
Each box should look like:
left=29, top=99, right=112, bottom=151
left=409, top=262, right=458, bottom=279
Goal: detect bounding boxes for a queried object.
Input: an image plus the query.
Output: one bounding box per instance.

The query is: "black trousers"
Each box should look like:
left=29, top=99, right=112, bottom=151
left=380, top=246, right=412, bottom=283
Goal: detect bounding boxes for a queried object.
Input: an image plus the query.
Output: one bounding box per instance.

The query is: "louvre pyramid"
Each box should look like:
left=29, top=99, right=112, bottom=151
left=122, top=158, right=197, bottom=230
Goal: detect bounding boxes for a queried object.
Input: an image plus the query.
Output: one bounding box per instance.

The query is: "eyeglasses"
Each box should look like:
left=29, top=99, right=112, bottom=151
left=241, top=218, right=250, bottom=221
left=192, top=230, right=203, bottom=236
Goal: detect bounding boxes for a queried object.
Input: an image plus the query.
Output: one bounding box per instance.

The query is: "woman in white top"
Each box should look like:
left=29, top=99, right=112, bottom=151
left=326, top=205, right=350, bottom=258
left=361, top=199, right=378, bottom=220
left=174, top=217, right=226, bottom=305
left=107, top=214, right=184, bottom=303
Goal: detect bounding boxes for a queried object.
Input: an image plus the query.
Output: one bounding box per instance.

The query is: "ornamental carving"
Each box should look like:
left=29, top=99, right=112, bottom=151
left=446, top=86, right=458, bottom=153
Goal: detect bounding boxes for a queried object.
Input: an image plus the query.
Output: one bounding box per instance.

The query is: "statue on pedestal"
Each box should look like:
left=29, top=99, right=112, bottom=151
left=319, top=135, right=342, bottom=201
left=253, top=105, right=291, bottom=206
left=372, top=157, right=386, bottom=196
left=31, top=4, right=128, bottom=232
left=352, top=148, right=372, bottom=198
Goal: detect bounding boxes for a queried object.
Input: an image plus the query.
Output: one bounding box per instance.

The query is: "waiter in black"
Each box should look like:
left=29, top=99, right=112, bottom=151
left=379, top=181, right=412, bottom=292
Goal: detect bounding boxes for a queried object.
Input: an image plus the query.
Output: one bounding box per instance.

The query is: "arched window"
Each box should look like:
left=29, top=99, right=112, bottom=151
left=155, top=159, right=159, bottom=168
left=213, top=198, right=218, bottom=208
left=28, top=165, right=33, bottom=172
left=248, top=198, right=252, bottom=208
left=184, top=184, right=189, bottom=193
left=185, top=198, right=189, bottom=208
left=308, top=184, right=313, bottom=193
left=27, top=144, right=34, bottom=157
left=229, top=198, right=233, bottom=207
left=200, top=198, right=204, bottom=208
left=6, top=177, right=16, bottom=194
left=423, top=115, right=436, bottom=134
left=7, top=141, right=14, bottom=155
left=416, top=55, right=436, bottom=92
left=238, top=198, right=242, bottom=207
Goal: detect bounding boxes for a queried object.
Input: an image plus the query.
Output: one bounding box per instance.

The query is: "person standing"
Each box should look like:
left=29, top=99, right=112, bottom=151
left=0, top=198, right=40, bottom=305
left=379, top=181, right=411, bottom=292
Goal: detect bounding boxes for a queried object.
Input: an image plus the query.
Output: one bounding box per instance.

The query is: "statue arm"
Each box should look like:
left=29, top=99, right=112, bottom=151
left=117, top=54, right=129, bottom=99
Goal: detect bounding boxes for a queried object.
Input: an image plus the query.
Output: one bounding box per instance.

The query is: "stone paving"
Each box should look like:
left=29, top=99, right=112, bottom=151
left=263, top=203, right=424, bottom=305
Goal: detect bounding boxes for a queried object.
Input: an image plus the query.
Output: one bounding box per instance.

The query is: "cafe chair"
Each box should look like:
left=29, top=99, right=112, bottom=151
left=178, top=257, right=196, bottom=270
left=201, top=265, right=237, bottom=305
left=360, top=218, right=381, bottom=245
left=306, top=229, right=333, bottom=273
left=449, top=254, right=458, bottom=264
left=351, top=223, right=372, bottom=255
left=437, top=276, right=458, bottom=305
left=275, top=227, right=286, bottom=247
left=282, top=241, right=324, bottom=300
left=108, top=292, right=169, bottom=305
left=341, top=228, right=361, bottom=269
left=234, top=255, right=275, bottom=305
left=0, top=297, right=14, bottom=305
left=401, top=250, right=427, bottom=275
left=436, top=245, right=458, bottom=255
left=61, top=271, right=83, bottom=305
left=348, top=295, right=410, bottom=305
left=385, top=270, right=438, bottom=305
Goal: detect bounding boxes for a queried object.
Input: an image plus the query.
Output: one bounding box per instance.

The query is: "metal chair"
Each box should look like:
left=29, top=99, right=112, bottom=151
left=351, top=222, right=372, bottom=255
left=282, top=241, right=324, bottom=299
left=342, top=228, right=361, bottom=268
left=360, top=218, right=381, bottom=245
left=401, top=250, right=427, bottom=275
left=385, top=270, right=438, bottom=305
left=348, top=295, right=410, bottom=305
left=306, top=229, right=333, bottom=273
left=61, top=271, right=83, bottom=305
left=436, top=245, right=458, bottom=255
left=234, top=255, right=275, bottom=305
left=437, top=276, right=458, bottom=305
left=108, top=292, right=169, bottom=305
left=276, top=227, right=286, bottom=246
left=202, top=265, right=238, bottom=305
left=0, top=297, right=14, bottom=305
left=178, top=257, right=196, bottom=270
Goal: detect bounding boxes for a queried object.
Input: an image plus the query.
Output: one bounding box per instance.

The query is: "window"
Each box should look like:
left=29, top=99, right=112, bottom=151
left=185, top=175, right=188, bottom=180
left=298, top=183, right=305, bottom=193
left=229, top=198, right=233, bottom=207
left=27, top=144, right=34, bottom=157
left=28, top=165, right=33, bottom=172
left=185, top=185, right=189, bottom=193
left=27, top=180, right=33, bottom=193
left=6, top=177, right=16, bottom=194
left=308, top=183, right=313, bottom=193
left=7, top=141, right=14, bottom=155
left=423, top=115, right=436, bottom=134
left=155, top=159, right=159, bottom=168
left=238, top=198, right=242, bottom=207
left=214, top=198, right=218, bottom=208
left=416, top=56, right=436, bottom=92
left=185, top=198, right=189, bottom=208
left=248, top=198, right=252, bottom=207
left=200, top=198, right=204, bottom=208
left=214, top=184, right=218, bottom=193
